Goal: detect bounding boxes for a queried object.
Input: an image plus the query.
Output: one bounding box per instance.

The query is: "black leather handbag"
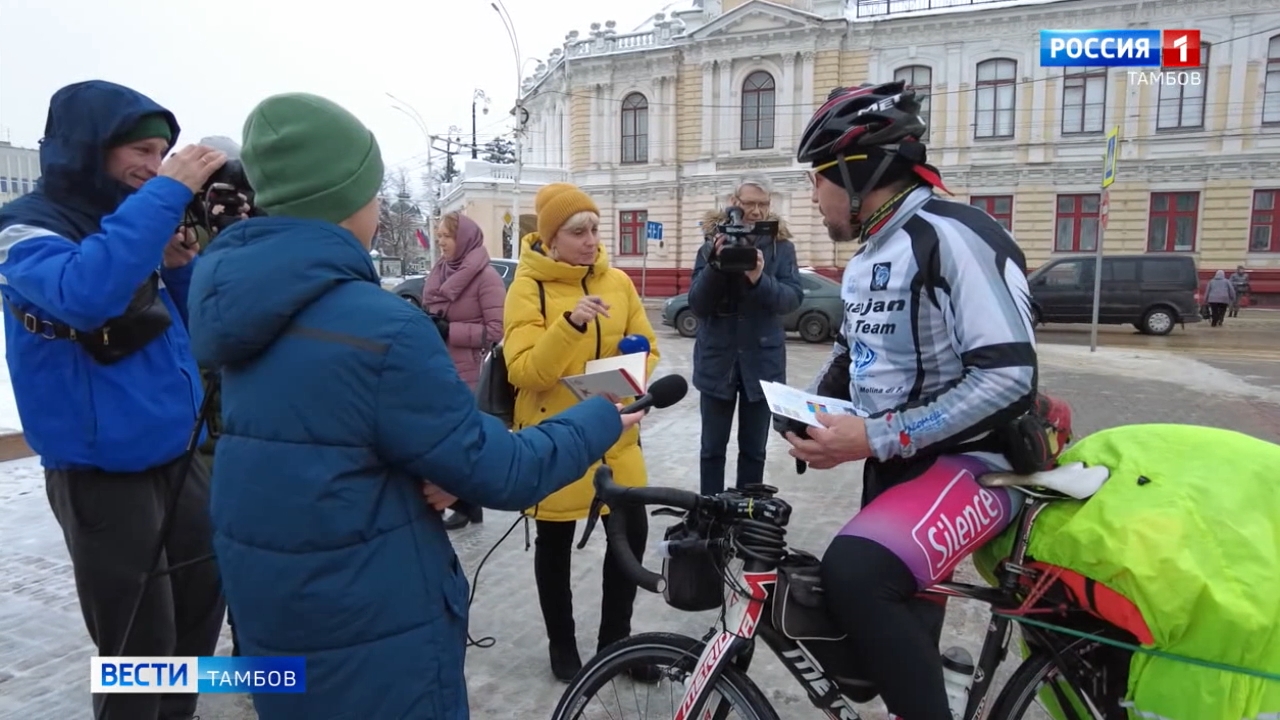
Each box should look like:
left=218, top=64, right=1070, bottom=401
left=475, top=343, right=516, bottom=427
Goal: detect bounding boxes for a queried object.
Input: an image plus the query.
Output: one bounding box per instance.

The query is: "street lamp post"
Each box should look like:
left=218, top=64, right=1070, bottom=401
left=472, top=90, right=489, bottom=160
left=492, top=0, right=524, bottom=259
left=386, top=93, right=438, bottom=270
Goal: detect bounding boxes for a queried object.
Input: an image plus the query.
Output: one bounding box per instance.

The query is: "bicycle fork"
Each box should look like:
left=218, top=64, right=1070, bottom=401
left=673, top=569, right=776, bottom=720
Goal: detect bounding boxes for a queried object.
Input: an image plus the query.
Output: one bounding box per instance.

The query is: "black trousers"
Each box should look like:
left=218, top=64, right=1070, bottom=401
left=1209, top=302, right=1228, bottom=326
left=46, top=455, right=226, bottom=720
left=197, top=448, right=240, bottom=657
left=534, top=507, right=648, bottom=654
left=699, top=386, right=771, bottom=496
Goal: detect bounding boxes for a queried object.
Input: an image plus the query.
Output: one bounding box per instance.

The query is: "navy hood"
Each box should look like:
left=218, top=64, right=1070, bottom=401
left=187, top=217, right=379, bottom=367
left=36, top=80, right=179, bottom=226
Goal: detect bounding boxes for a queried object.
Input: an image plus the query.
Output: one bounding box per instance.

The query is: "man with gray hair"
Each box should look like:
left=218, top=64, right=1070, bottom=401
left=688, top=175, right=803, bottom=495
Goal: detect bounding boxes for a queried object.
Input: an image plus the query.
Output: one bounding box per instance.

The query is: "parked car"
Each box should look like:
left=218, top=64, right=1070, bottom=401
left=390, top=258, right=518, bottom=307
left=1027, top=254, right=1201, bottom=335
left=660, top=267, right=844, bottom=343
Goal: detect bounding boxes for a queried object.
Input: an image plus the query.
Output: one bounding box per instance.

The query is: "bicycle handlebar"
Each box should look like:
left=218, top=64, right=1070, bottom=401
left=587, top=465, right=703, bottom=594
left=582, top=465, right=792, bottom=595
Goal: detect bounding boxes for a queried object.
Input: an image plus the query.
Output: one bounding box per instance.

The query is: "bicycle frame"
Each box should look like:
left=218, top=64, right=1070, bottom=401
left=668, top=496, right=1104, bottom=720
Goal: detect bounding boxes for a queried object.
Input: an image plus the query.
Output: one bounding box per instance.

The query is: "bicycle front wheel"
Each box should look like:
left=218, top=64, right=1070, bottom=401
left=549, top=632, right=781, bottom=720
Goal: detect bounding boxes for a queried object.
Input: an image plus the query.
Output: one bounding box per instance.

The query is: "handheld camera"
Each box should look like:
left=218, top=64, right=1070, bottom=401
left=711, top=205, right=778, bottom=273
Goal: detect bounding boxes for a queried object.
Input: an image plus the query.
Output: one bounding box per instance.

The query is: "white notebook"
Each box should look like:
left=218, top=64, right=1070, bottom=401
left=561, top=352, right=649, bottom=401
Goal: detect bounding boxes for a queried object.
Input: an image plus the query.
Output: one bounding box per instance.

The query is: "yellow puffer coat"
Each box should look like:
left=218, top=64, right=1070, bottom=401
left=503, top=232, right=660, bottom=521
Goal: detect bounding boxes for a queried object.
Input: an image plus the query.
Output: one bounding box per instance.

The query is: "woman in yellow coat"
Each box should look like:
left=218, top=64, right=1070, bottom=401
left=503, top=183, right=660, bottom=682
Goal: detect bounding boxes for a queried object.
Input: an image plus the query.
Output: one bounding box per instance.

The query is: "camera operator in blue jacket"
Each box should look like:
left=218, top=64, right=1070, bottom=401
left=689, top=175, right=803, bottom=495
left=0, top=80, right=229, bottom=720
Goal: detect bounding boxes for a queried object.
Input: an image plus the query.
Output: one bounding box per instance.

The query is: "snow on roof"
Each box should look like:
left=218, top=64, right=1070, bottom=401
left=848, top=0, right=1076, bottom=23
left=633, top=0, right=701, bottom=32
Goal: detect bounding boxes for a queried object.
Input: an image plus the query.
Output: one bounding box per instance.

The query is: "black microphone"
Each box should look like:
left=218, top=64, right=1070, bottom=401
left=619, top=374, right=688, bottom=414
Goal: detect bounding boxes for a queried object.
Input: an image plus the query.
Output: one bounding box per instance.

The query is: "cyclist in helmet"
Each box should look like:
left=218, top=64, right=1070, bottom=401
left=781, top=81, right=1039, bottom=719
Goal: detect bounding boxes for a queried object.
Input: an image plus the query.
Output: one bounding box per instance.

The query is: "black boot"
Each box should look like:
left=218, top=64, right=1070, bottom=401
left=536, top=519, right=580, bottom=682
left=598, top=508, right=659, bottom=683
left=443, top=502, right=483, bottom=530
left=549, top=640, right=583, bottom=683
left=442, top=510, right=469, bottom=530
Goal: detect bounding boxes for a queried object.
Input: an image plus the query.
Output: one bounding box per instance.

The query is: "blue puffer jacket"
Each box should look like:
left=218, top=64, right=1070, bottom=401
left=0, top=80, right=202, bottom=472
left=187, top=216, right=623, bottom=720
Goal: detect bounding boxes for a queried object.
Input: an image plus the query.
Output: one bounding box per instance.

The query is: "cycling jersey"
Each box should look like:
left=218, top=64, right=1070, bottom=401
left=810, top=186, right=1038, bottom=463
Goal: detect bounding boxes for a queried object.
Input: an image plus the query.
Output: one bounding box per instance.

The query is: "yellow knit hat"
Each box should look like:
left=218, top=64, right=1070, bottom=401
left=535, top=183, right=599, bottom=244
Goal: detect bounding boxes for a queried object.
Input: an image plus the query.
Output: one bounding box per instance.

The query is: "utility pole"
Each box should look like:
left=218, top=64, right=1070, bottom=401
left=425, top=141, right=437, bottom=270
left=471, top=90, right=489, bottom=160
left=512, top=103, right=528, bottom=260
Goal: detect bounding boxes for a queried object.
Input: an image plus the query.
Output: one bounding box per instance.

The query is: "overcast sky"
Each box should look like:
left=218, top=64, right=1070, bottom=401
left=0, top=0, right=667, bottom=192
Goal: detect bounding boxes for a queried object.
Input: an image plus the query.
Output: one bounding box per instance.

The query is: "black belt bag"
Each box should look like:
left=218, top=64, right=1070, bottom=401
left=7, top=273, right=173, bottom=365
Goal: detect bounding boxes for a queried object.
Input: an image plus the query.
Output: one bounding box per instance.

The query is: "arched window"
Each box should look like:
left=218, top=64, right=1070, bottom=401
left=1264, top=35, right=1280, bottom=125
left=741, top=71, right=776, bottom=150
left=974, top=58, right=1017, bottom=139
left=893, top=65, right=932, bottom=140
left=1062, top=66, right=1106, bottom=134
left=620, top=93, right=649, bottom=164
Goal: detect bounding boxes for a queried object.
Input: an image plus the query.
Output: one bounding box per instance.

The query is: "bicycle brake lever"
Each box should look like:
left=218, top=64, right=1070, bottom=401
left=651, top=507, right=684, bottom=519
left=578, top=496, right=604, bottom=549
left=796, top=458, right=808, bottom=475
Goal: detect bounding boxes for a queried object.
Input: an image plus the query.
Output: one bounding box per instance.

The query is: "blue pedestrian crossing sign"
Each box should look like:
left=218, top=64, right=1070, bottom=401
left=646, top=221, right=663, bottom=241
left=1102, top=126, right=1119, bottom=189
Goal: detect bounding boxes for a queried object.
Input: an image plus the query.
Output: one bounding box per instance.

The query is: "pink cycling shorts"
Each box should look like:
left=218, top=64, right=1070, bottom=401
left=836, top=455, right=1022, bottom=589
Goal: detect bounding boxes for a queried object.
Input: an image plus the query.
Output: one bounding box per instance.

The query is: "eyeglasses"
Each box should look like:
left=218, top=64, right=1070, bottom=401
left=737, top=200, right=771, bottom=211
left=808, top=153, right=870, bottom=180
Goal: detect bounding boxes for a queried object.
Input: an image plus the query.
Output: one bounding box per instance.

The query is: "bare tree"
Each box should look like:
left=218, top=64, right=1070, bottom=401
left=375, top=169, right=423, bottom=260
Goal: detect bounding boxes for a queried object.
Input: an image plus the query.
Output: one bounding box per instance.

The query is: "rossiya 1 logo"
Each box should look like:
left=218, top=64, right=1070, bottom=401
left=1038, top=29, right=1203, bottom=86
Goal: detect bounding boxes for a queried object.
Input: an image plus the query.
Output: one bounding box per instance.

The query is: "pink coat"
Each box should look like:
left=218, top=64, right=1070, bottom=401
left=422, top=248, right=506, bottom=388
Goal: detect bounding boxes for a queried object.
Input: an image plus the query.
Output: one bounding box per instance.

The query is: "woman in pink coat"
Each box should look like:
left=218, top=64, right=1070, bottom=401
left=422, top=211, right=506, bottom=529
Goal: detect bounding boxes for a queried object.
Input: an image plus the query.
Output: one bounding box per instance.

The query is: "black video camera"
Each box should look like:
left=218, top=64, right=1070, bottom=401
left=183, top=159, right=258, bottom=234
left=710, top=205, right=778, bottom=273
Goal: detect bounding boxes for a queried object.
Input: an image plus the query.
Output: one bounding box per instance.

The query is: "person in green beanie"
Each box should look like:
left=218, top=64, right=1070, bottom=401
left=185, top=92, right=642, bottom=720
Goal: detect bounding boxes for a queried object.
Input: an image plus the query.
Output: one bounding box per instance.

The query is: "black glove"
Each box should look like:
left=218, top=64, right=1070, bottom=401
left=772, top=414, right=811, bottom=439
left=430, top=313, right=450, bottom=341
left=772, top=415, right=811, bottom=475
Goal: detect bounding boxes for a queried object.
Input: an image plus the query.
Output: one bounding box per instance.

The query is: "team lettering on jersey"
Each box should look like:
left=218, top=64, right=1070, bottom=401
left=842, top=299, right=905, bottom=336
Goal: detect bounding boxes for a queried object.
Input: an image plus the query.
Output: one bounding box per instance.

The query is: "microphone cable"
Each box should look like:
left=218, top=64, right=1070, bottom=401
left=461, top=513, right=528, bottom=649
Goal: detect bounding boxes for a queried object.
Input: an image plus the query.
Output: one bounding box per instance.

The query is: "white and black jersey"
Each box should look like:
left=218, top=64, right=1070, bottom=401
left=810, top=186, right=1038, bottom=462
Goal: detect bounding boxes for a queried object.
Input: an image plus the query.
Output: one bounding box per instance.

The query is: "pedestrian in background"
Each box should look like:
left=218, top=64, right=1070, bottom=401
left=1205, top=269, right=1236, bottom=327
left=422, top=211, right=506, bottom=530
left=0, top=81, right=227, bottom=720
left=186, top=93, right=641, bottom=720
left=1228, top=265, right=1250, bottom=318
left=690, top=175, right=803, bottom=496
left=503, top=182, right=660, bottom=682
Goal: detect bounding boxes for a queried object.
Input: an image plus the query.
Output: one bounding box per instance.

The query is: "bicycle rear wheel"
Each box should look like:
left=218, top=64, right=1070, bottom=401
left=549, top=632, right=781, bottom=720
left=987, top=643, right=1129, bottom=720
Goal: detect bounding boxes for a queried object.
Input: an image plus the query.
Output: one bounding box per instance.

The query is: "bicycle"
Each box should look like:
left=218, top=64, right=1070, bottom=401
left=550, top=462, right=1136, bottom=720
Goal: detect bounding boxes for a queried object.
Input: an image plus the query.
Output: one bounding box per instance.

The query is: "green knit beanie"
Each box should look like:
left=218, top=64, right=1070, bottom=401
left=111, top=114, right=173, bottom=147
left=240, top=93, right=384, bottom=225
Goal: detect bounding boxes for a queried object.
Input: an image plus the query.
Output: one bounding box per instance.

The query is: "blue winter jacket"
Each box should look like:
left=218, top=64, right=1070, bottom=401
left=688, top=211, right=803, bottom=403
left=187, top=216, right=623, bottom=720
left=0, top=80, right=202, bottom=472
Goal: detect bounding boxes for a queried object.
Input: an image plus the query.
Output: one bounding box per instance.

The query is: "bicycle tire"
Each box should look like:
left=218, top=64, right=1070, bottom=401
left=549, top=632, right=781, bottom=720
left=986, top=648, right=1113, bottom=720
